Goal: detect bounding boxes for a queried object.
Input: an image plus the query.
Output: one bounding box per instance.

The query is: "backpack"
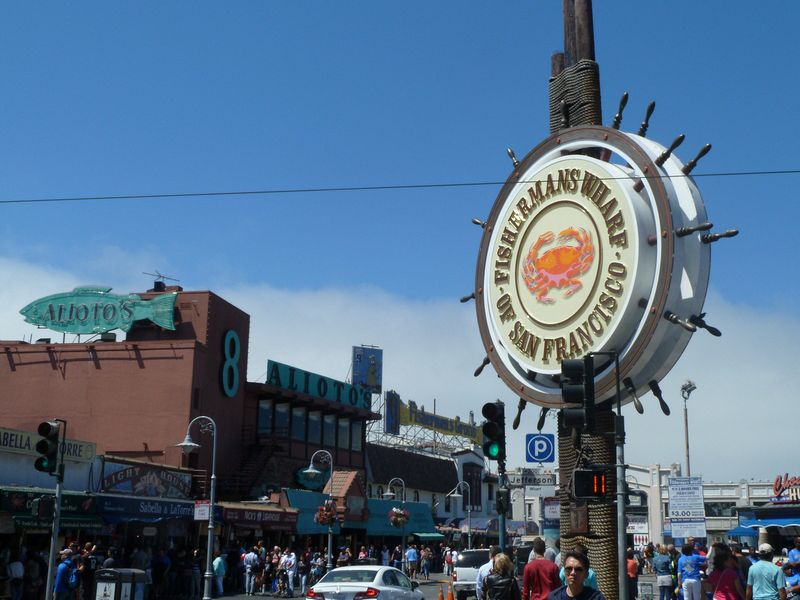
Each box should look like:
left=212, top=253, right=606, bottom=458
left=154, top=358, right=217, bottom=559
left=68, top=567, right=79, bottom=590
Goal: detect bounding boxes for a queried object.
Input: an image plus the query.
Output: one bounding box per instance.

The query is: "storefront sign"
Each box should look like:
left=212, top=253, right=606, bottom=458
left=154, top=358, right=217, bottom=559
left=0, top=427, right=95, bottom=462
left=95, top=495, right=211, bottom=522
left=194, top=501, right=210, bottom=521
left=383, top=390, right=481, bottom=443
left=223, top=507, right=297, bottom=531
left=772, top=472, right=800, bottom=503
left=19, top=286, right=177, bottom=334
left=626, top=514, right=649, bottom=534
left=266, top=360, right=371, bottom=410
left=102, top=460, right=192, bottom=499
left=1, top=489, right=96, bottom=516
left=473, top=127, right=713, bottom=408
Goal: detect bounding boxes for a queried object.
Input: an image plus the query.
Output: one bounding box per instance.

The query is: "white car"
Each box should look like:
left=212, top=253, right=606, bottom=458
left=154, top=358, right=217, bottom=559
left=306, top=566, right=423, bottom=600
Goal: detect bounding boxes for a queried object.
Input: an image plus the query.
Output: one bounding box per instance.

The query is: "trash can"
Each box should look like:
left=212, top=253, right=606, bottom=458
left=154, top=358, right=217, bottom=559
left=94, top=569, right=147, bottom=600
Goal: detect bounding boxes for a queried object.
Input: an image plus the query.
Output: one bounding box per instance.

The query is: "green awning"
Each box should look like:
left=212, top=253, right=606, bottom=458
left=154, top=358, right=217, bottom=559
left=366, top=499, right=437, bottom=536
left=285, top=489, right=342, bottom=535
left=412, top=532, right=444, bottom=540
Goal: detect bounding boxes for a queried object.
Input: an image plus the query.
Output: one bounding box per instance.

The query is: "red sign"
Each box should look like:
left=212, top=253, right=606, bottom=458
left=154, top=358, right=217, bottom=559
left=773, top=473, right=800, bottom=498
left=223, top=507, right=298, bottom=531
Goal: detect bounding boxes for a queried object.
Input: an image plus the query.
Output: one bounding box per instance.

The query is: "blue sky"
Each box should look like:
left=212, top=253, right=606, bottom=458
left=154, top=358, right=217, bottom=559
left=1, top=2, right=797, bottom=481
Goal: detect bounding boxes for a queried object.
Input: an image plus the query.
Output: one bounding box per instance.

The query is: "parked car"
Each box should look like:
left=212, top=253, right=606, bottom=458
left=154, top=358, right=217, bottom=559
left=452, top=549, right=490, bottom=600
left=306, top=565, right=423, bottom=600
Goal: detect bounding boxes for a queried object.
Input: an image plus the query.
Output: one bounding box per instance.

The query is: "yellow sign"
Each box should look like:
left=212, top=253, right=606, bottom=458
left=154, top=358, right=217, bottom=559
left=0, top=426, right=95, bottom=463
left=397, top=400, right=482, bottom=444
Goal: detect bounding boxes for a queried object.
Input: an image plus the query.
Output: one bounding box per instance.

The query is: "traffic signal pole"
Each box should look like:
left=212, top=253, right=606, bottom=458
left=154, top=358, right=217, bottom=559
left=43, top=419, right=66, bottom=600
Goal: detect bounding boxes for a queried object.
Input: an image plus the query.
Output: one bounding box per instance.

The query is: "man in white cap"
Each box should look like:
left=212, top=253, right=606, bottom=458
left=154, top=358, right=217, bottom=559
left=745, top=543, right=786, bottom=600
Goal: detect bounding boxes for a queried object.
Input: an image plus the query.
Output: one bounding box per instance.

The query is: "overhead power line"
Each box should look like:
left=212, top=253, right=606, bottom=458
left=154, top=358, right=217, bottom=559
left=0, top=168, right=798, bottom=206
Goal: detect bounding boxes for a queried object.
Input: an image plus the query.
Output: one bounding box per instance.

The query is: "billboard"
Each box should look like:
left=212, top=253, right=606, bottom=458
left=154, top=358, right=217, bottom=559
left=352, top=346, right=383, bottom=394
left=383, top=391, right=481, bottom=444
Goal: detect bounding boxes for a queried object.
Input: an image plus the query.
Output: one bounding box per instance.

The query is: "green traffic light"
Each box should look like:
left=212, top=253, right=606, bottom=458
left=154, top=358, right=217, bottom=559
left=486, top=441, right=500, bottom=459
left=34, top=457, right=51, bottom=472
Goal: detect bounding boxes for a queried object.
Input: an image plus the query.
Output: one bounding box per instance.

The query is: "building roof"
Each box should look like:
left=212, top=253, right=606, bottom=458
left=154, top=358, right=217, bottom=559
left=366, top=443, right=458, bottom=494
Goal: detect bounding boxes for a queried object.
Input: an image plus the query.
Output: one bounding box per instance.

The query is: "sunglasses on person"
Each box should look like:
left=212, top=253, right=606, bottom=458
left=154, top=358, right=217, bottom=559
left=564, top=566, right=585, bottom=574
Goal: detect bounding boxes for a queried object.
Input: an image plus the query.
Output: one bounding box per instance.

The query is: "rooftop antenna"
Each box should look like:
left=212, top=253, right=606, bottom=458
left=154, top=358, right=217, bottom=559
left=143, top=271, right=180, bottom=292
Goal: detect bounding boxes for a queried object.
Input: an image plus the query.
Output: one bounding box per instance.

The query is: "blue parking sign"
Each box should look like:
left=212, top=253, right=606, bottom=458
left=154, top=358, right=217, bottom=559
left=526, top=433, right=555, bottom=463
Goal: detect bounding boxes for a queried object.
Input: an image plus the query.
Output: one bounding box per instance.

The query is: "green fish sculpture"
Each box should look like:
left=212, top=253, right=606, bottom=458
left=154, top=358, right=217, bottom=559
left=20, top=286, right=177, bottom=334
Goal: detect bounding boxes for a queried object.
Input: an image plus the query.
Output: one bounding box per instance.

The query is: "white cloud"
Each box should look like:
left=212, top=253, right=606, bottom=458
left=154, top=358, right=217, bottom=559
left=1, top=254, right=793, bottom=484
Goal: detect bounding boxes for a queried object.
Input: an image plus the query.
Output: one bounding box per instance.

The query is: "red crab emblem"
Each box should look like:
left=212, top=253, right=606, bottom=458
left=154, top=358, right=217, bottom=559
left=522, top=227, right=595, bottom=304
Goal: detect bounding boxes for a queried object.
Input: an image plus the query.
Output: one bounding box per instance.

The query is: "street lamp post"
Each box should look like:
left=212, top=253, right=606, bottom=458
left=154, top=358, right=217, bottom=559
left=446, top=481, right=471, bottom=549
left=303, top=450, right=335, bottom=572
left=176, top=416, right=218, bottom=600
left=680, top=380, right=697, bottom=476
left=383, top=478, right=407, bottom=573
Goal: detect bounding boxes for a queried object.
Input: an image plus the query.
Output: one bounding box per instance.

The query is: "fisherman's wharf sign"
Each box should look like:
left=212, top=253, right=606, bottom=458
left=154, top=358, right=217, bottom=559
left=475, top=126, right=712, bottom=408
left=20, top=286, right=177, bottom=334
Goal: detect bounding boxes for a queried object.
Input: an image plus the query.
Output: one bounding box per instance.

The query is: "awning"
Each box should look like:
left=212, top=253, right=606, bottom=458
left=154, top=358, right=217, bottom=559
left=726, top=526, right=758, bottom=537
left=464, top=517, right=494, bottom=532
left=365, top=499, right=437, bottom=536
left=741, top=517, right=800, bottom=529
left=285, top=489, right=341, bottom=536
left=445, top=517, right=464, bottom=527
left=413, top=532, right=445, bottom=540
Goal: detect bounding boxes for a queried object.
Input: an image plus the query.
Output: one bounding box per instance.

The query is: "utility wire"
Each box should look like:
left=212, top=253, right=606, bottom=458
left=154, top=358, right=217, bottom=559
left=1, top=167, right=799, bottom=206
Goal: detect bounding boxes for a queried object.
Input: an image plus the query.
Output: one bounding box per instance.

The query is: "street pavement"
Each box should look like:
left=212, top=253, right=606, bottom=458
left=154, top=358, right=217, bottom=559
left=221, top=572, right=659, bottom=600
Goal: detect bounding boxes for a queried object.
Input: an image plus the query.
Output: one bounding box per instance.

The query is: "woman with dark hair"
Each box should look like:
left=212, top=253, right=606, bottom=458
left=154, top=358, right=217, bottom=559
left=704, top=546, right=743, bottom=600
left=482, top=553, right=520, bottom=600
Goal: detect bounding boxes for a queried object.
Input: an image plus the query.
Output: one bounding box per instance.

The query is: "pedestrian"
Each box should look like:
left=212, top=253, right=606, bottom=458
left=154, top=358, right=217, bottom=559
left=483, top=554, right=520, bottom=600
left=212, top=551, right=227, bottom=598
left=704, top=545, right=744, bottom=600
left=381, top=546, right=390, bottom=567
left=190, top=549, right=202, bottom=600
left=420, top=547, right=431, bottom=581
left=8, top=551, right=24, bottom=600
left=53, top=550, right=75, bottom=600
left=558, top=545, right=598, bottom=590
left=627, top=549, right=639, bottom=600
left=521, top=538, right=560, bottom=600
left=679, top=544, right=707, bottom=600
left=547, top=551, right=606, bottom=600
left=244, top=546, right=260, bottom=596
left=652, top=544, right=673, bottom=600
left=405, top=545, right=418, bottom=579
left=476, top=546, right=502, bottom=600
left=444, top=547, right=454, bottom=577
left=746, top=544, right=786, bottom=600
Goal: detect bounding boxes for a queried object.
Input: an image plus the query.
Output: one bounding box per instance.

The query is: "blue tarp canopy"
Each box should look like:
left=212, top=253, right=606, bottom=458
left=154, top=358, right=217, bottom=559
left=741, top=517, right=800, bottom=529
left=726, top=526, right=758, bottom=537
left=465, top=517, right=494, bottom=532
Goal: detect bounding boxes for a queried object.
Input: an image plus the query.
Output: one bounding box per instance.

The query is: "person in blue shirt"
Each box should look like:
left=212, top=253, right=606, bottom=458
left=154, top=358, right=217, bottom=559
left=54, top=549, right=75, bottom=600
left=787, top=538, right=800, bottom=579
left=782, top=564, right=799, bottom=598
left=678, top=544, right=706, bottom=600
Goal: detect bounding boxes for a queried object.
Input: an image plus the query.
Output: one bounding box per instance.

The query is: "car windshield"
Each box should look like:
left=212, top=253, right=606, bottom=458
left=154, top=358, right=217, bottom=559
left=319, top=570, right=377, bottom=584
left=456, top=552, right=489, bottom=568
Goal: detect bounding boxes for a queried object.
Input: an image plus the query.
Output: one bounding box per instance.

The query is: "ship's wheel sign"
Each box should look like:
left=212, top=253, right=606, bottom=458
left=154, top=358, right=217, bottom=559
left=474, top=125, right=720, bottom=409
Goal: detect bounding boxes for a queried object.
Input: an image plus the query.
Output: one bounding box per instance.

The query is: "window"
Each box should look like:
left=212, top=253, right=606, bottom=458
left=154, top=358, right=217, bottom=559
left=445, top=495, right=451, bottom=512
left=257, top=399, right=273, bottom=433
left=351, top=421, right=363, bottom=451
left=432, top=494, right=438, bottom=510
left=192, top=388, right=200, bottom=410
left=275, top=403, right=289, bottom=434
left=413, top=490, right=420, bottom=502
left=291, top=407, right=306, bottom=441
left=368, top=484, right=373, bottom=498
left=704, top=501, right=737, bottom=517
left=308, top=411, right=322, bottom=444
left=338, top=418, right=350, bottom=449
left=377, top=486, right=384, bottom=498
left=323, top=415, right=336, bottom=447
left=488, top=484, right=494, bottom=500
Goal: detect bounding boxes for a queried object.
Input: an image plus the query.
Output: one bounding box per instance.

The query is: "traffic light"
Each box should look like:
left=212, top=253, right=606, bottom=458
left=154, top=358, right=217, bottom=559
left=481, top=401, right=506, bottom=461
left=495, top=487, right=510, bottom=516
left=31, top=495, right=55, bottom=519
left=560, top=355, right=595, bottom=433
left=573, top=468, right=607, bottom=499
left=35, top=421, right=61, bottom=475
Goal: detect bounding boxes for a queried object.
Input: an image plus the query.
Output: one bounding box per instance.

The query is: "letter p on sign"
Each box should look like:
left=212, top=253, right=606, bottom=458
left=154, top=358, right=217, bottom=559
left=526, top=433, right=555, bottom=463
